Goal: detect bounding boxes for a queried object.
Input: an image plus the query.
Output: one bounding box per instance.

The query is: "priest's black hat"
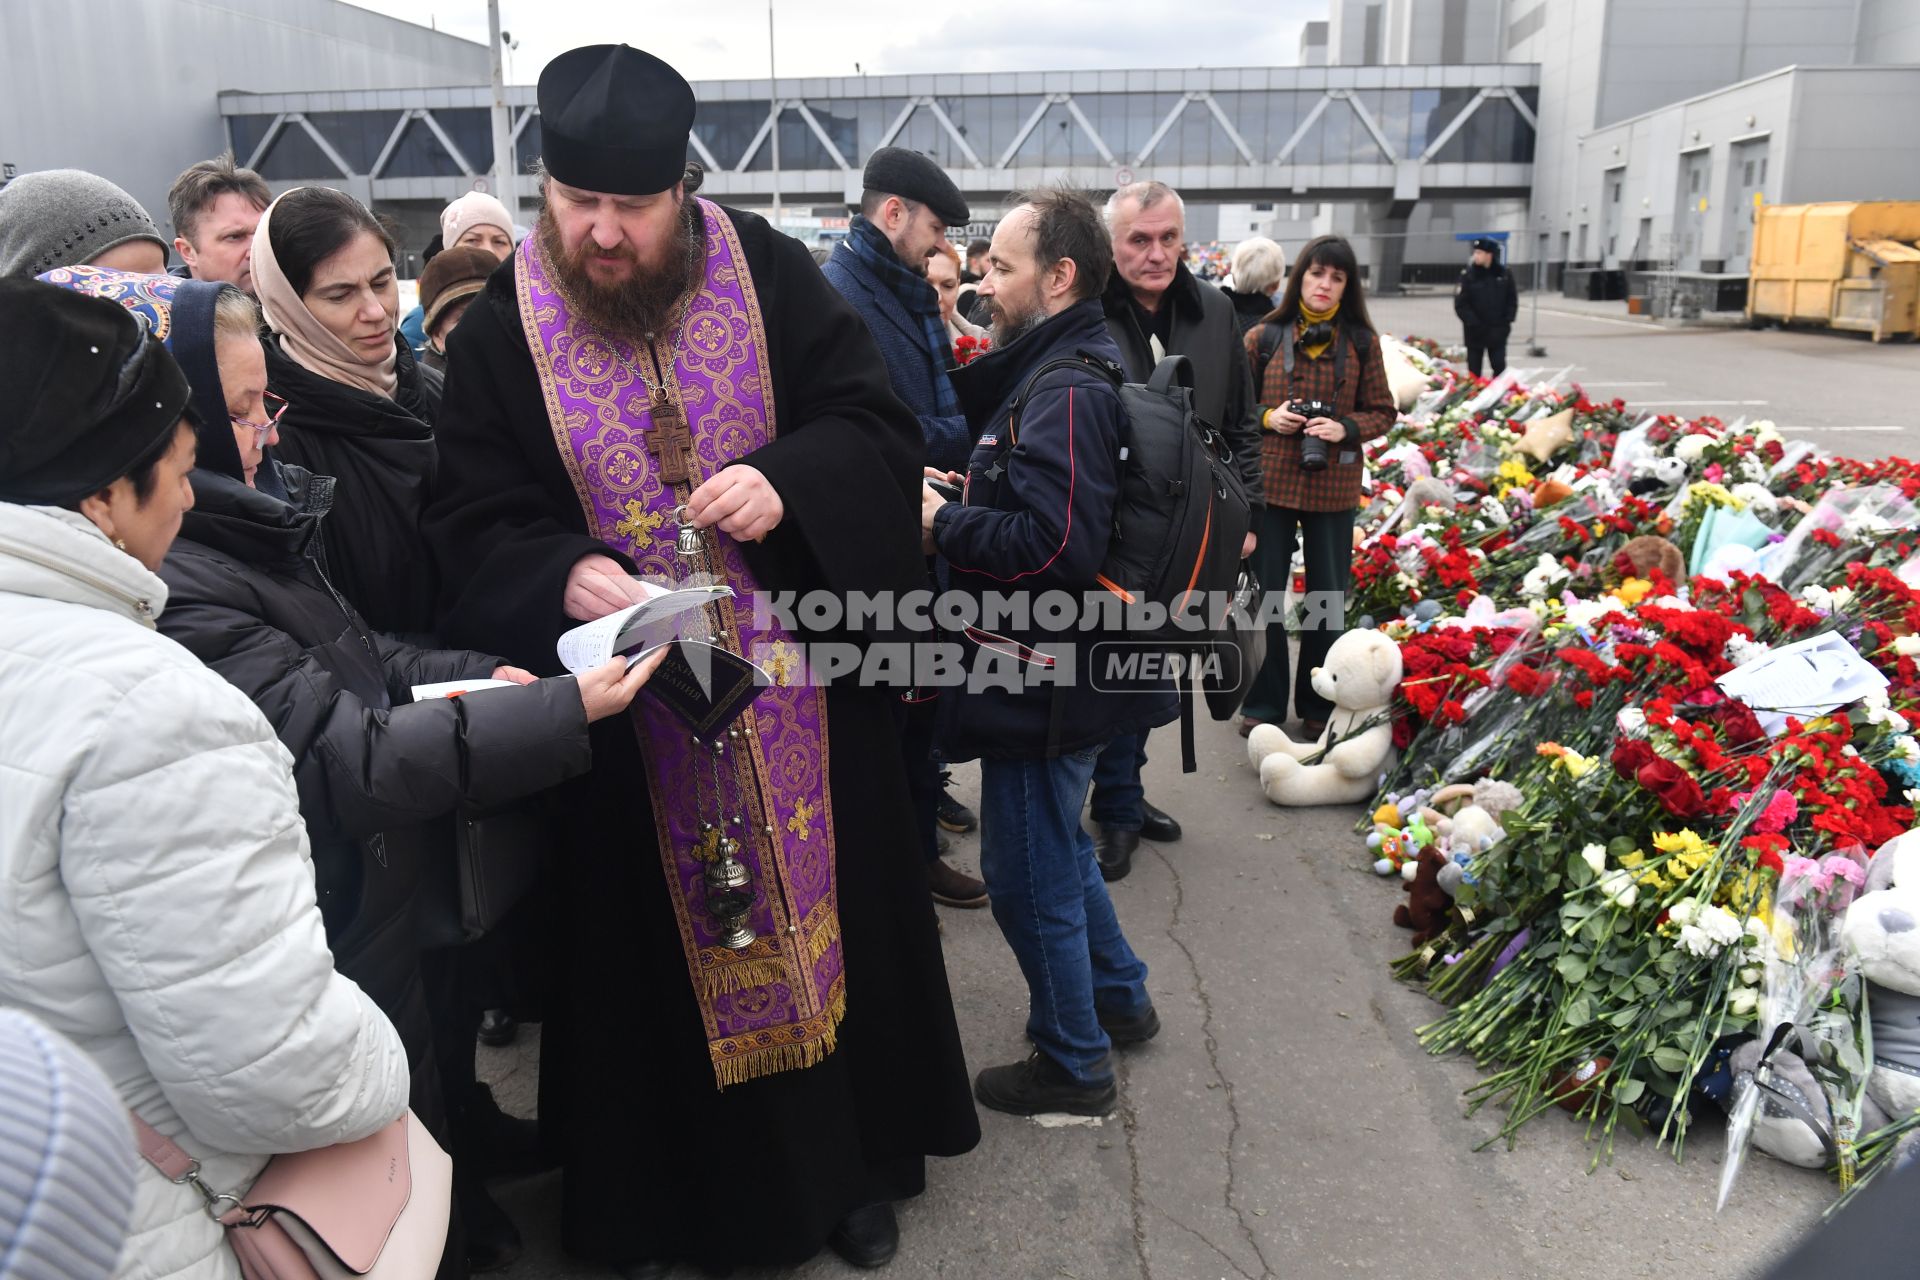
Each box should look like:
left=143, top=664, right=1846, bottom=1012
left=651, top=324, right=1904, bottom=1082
left=0, top=279, right=194, bottom=506
left=539, top=44, right=697, bottom=197
left=862, top=147, right=970, bottom=227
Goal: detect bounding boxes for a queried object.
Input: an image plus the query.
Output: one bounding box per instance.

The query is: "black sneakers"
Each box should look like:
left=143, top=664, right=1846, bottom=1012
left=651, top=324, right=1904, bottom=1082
left=936, top=786, right=977, bottom=834
left=974, top=1051, right=1117, bottom=1117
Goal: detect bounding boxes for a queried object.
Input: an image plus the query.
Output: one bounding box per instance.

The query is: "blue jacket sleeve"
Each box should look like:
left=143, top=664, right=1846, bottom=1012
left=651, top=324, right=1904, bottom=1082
left=920, top=411, right=973, bottom=474
left=931, top=375, right=1119, bottom=590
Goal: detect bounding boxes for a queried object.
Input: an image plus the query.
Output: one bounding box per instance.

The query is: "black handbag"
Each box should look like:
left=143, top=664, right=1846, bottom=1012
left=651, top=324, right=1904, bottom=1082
left=418, top=800, right=550, bottom=948
left=1203, top=560, right=1265, bottom=721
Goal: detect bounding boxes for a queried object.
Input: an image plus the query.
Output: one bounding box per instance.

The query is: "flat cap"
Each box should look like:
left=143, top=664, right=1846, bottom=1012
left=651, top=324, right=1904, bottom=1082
left=862, top=147, right=969, bottom=227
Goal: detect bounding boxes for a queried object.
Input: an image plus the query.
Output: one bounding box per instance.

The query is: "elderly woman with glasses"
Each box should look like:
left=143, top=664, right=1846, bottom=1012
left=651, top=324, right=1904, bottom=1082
left=39, top=267, right=662, bottom=1278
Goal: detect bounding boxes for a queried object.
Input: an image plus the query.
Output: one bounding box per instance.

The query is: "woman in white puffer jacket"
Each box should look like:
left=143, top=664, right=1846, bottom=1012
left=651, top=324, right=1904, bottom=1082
left=0, top=279, right=410, bottom=1279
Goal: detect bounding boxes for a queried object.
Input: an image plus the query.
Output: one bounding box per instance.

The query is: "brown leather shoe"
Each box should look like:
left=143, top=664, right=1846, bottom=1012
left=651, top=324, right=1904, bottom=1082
left=1237, top=716, right=1267, bottom=737
left=928, top=857, right=988, bottom=908
left=1299, top=718, right=1328, bottom=741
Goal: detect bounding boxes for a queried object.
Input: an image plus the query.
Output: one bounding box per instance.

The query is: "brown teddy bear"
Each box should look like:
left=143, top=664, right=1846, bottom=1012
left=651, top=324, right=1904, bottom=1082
left=1617, top=534, right=1684, bottom=584
left=1394, top=847, right=1453, bottom=946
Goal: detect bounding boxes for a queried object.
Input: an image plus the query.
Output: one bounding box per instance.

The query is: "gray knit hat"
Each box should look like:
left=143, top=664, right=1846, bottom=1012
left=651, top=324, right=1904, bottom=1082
left=0, top=170, right=167, bottom=279
left=0, top=1008, right=138, bottom=1280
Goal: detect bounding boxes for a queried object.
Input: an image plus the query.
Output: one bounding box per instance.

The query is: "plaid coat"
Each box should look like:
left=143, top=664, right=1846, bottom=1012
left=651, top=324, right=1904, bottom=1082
left=1245, top=321, right=1396, bottom=512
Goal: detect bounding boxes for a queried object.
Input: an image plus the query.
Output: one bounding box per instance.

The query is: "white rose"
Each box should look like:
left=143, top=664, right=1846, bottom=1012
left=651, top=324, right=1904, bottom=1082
left=1728, top=987, right=1759, bottom=1017
left=1617, top=707, right=1648, bottom=739
left=1739, top=967, right=1762, bottom=986
left=1674, top=434, right=1714, bottom=464
left=1895, top=634, right=1920, bottom=657
left=1751, top=421, right=1781, bottom=445
left=1581, top=844, right=1608, bottom=875
left=1598, top=870, right=1639, bottom=909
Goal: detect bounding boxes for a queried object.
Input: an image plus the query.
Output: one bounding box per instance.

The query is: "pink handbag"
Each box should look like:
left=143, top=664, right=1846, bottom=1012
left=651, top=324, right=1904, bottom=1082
left=132, top=1110, right=451, bottom=1279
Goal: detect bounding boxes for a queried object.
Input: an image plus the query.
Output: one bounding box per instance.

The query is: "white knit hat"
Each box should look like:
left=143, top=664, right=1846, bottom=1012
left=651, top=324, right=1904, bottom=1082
left=439, top=192, right=515, bottom=250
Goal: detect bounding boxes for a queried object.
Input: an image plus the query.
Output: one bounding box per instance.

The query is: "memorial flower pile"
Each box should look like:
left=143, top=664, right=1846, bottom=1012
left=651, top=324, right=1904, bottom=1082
left=1325, top=346, right=1920, bottom=1197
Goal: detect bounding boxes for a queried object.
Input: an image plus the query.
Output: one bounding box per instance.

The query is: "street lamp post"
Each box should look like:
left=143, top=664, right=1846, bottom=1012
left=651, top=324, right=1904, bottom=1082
left=768, top=1, right=782, bottom=231
left=486, top=0, right=520, bottom=230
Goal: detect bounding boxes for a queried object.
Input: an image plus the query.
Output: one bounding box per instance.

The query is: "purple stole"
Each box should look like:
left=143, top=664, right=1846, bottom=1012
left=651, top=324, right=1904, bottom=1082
left=515, top=199, right=843, bottom=1087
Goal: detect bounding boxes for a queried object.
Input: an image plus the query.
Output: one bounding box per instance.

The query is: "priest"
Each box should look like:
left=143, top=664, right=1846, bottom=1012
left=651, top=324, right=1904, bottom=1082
left=424, top=44, right=979, bottom=1278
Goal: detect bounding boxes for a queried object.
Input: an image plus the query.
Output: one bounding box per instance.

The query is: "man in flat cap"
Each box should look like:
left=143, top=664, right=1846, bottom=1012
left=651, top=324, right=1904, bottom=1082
left=821, top=147, right=987, bottom=915
left=424, top=45, right=978, bottom=1279
left=1454, top=236, right=1518, bottom=378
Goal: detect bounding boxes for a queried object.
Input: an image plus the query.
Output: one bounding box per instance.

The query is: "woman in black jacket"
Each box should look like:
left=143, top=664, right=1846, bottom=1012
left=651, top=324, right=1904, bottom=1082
left=251, top=186, right=444, bottom=637
left=40, top=267, right=662, bottom=1277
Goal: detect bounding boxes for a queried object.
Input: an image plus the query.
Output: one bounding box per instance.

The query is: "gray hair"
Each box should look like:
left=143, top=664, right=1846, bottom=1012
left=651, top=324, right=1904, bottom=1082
left=1104, top=180, right=1185, bottom=231
left=1230, top=236, right=1287, bottom=295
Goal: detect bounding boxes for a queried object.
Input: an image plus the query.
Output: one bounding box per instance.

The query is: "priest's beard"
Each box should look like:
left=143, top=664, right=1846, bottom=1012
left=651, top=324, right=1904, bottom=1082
left=541, top=201, right=704, bottom=341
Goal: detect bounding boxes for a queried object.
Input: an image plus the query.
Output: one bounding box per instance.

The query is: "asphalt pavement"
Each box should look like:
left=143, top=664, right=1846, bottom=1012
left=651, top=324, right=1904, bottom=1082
left=483, top=297, right=1912, bottom=1279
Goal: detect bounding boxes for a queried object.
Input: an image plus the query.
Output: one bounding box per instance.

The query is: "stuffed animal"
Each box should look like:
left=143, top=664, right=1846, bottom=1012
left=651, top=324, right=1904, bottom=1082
left=1618, top=534, right=1685, bottom=586
left=1248, top=629, right=1403, bottom=806
left=1395, top=847, right=1453, bottom=945
left=1728, top=1036, right=1837, bottom=1169
left=1511, top=407, right=1574, bottom=465
left=1843, top=830, right=1920, bottom=1125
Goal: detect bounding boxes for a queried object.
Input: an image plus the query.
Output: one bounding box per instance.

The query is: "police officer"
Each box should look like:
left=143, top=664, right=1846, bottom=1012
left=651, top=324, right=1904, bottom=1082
left=1453, top=237, right=1519, bottom=378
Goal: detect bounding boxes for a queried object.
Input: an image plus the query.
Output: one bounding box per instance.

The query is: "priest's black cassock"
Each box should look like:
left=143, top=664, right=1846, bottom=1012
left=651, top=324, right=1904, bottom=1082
left=424, top=205, right=981, bottom=1270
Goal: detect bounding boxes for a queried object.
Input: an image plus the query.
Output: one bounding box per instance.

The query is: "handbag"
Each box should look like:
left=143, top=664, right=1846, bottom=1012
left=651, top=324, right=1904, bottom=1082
left=1202, top=559, right=1266, bottom=721
left=132, top=1109, right=451, bottom=1279
left=414, top=799, right=550, bottom=950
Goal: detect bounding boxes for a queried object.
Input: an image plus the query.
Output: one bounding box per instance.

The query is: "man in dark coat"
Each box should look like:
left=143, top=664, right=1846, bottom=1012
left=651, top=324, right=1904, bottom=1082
left=821, top=147, right=987, bottom=911
left=423, top=45, right=978, bottom=1278
left=924, top=187, right=1170, bottom=1120
left=1454, top=236, right=1519, bottom=377
left=1090, top=181, right=1263, bottom=880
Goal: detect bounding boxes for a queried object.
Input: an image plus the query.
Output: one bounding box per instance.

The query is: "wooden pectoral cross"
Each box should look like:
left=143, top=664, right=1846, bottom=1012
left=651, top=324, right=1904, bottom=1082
left=645, top=388, right=696, bottom=486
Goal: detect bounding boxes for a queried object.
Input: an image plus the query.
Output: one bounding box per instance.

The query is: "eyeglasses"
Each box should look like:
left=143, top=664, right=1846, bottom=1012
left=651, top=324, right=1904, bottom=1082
left=231, top=392, right=289, bottom=444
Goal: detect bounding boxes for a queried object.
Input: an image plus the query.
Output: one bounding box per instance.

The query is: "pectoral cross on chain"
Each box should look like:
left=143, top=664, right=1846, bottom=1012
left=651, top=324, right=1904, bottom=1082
left=644, top=388, right=696, bottom=487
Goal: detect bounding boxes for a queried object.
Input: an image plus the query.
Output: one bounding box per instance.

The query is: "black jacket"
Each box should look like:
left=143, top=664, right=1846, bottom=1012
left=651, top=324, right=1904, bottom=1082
left=1454, top=263, right=1519, bottom=334
left=1220, top=285, right=1276, bottom=336
left=933, top=300, right=1178, bottom=761
left=155, top=464, right=594, bottom=1118
left=1101, top=263, right=1264, bottom=513
left=264, top=335, right=444, bottom=637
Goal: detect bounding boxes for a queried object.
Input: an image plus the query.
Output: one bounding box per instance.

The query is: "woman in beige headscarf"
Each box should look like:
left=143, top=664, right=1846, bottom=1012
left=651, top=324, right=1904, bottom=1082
left=251, top=185, right=441, bottom=637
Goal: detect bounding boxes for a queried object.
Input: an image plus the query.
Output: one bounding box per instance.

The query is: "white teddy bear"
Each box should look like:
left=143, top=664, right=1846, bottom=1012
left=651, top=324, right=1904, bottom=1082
left=1247, top=629, right=1403, bottom=806
left=1844, top=829, right=1920, bottom=1124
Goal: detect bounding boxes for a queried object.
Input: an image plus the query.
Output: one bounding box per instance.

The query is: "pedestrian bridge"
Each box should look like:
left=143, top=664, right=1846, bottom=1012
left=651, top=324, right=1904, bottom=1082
left=221, top=63, right=1538, bottom=214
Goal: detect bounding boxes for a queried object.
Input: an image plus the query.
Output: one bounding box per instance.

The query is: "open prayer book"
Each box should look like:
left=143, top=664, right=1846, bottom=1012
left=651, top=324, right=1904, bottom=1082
left=555, top=581, right=735, bottom=676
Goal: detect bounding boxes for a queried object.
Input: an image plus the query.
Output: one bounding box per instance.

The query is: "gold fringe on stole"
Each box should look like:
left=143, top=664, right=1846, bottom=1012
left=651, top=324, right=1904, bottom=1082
left=710, top=984, right=848, bottom=1089
left=702, top=958, right=791, bottom=999
left=803, top=910, right=842, bottom=965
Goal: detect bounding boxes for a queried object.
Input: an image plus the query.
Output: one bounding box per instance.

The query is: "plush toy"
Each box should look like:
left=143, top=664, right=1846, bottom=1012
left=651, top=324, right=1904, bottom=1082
left=1843, top=830, right=1920, bottom=1125
left=1394, top=847, right=1453, bottom=945
left=1511, top=407, right=1575, bottom=465
left=1728, top=1036, right=1837, bottom=1169
left=1248, top=629, right=1404, bottom=806
left=1618, top=534, right=1685, bottom=585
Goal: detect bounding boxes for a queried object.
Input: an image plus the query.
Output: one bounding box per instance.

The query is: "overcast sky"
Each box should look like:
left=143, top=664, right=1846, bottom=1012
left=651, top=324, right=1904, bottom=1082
left=354, top=0, right=1325, bottom=83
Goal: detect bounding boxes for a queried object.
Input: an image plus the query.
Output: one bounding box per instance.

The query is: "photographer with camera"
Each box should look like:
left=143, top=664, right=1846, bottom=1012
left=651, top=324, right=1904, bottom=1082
left=1238, top=235, right=1396, bottom=741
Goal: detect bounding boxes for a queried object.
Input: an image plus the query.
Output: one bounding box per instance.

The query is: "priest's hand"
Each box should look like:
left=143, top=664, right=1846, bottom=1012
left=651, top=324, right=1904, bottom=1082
left=688, top=465, right=784, bottom=542
left=574, top=648, right=670, bottom=723
left=564, top=554, right=644, bottom=622
left=491, top=666, right=538, bottom=684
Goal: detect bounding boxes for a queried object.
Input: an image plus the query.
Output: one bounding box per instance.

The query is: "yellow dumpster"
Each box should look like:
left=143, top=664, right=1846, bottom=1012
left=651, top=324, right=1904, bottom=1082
left=1747, top=201, right=1920, bottom=342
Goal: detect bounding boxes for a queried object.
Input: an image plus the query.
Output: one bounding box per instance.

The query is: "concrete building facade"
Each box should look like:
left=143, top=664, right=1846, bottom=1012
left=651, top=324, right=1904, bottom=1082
left=0, top=0, right=487, bottom=242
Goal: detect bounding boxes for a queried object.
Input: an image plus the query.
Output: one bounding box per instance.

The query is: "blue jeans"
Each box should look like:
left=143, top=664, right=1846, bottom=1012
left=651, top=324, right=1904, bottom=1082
left=1088, top=730, right=1147, bottom=831
left=978, top=745, right=1152, bottom=1085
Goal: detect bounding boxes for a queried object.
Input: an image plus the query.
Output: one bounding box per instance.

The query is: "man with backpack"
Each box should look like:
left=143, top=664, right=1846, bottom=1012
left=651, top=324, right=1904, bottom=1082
left=1089, top=181, right=1265, bottom=881
left=922, top=187, right=1170, bottom=1118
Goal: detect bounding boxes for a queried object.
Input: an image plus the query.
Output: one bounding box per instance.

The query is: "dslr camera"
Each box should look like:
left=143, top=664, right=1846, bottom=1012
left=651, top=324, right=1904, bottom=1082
left=1288, top=399, right=1339, bottom=472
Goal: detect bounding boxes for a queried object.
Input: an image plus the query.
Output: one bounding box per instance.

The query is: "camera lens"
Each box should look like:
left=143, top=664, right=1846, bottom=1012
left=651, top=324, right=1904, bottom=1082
left=1298, top=434, right=1329, bottom=471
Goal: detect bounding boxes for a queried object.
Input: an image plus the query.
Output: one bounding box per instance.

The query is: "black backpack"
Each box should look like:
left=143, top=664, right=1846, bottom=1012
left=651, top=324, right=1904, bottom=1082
left=1010, top=351, right=1254, bottom=766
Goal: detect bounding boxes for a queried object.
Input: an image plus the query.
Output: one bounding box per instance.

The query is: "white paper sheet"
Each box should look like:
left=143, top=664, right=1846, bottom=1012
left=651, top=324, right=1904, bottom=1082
left=554, top=582, right=734, bottom=676
left=1715, top=632, right=1889, bottom=735
left=409, top=678, right=517, bottom=701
